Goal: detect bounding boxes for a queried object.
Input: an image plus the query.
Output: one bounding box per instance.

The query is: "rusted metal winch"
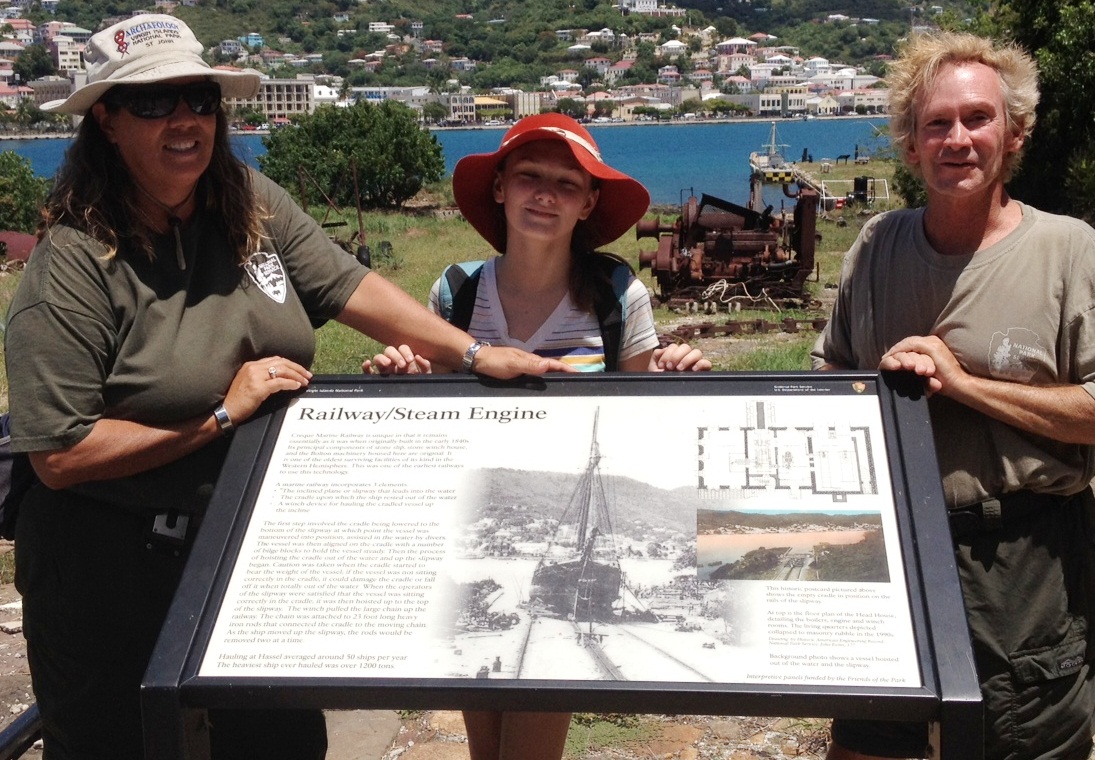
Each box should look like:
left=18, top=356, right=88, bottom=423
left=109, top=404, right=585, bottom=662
left=636, top=187, right=819, bottom=309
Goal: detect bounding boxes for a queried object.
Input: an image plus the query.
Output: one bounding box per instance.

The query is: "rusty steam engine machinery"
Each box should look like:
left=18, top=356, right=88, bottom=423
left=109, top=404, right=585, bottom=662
left=636, top=186, right=819, bottom=311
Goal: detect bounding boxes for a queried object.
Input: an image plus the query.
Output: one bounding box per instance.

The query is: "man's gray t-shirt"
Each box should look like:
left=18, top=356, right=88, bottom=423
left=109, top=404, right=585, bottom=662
left=812, top=203, right=1095, bottom=508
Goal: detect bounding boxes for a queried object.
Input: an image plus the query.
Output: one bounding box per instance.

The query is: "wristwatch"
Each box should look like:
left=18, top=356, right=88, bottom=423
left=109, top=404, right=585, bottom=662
left=461, top=341, right=489, bottom=373
left=213, top=404, right=234, bottom=435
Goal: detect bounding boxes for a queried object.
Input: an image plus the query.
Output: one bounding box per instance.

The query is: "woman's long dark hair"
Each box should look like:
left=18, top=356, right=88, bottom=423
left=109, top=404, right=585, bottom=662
left=41, top=104, right=266, bottom=263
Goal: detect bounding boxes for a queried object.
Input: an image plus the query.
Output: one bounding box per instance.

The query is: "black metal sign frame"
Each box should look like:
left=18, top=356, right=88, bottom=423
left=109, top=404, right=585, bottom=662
left=141, top=371, right=981, bottom=759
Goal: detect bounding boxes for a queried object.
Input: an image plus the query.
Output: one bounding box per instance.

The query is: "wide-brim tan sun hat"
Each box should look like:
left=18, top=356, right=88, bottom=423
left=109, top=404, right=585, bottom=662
left=42, top=14, right=260, bottom=115
left=452, top=113, right=651, bottom=253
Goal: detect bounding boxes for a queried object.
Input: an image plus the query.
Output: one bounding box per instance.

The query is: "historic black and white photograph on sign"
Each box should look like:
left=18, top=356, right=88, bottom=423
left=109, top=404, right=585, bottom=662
left=436, top=409, right=754, bottom=684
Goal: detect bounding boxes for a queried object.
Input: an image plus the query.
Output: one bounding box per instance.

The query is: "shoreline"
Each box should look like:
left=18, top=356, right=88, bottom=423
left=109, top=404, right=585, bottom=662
left=0, top=131, right=77, bottom=141
left=0, top=113, right=885, bottom=141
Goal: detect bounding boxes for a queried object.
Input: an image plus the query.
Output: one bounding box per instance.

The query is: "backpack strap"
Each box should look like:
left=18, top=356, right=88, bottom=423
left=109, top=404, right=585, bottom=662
left=587, top=253, right=633, bottom=372
left=439, top=255, right=633, bottom=370
left=438, top=260, right=486, bottom=330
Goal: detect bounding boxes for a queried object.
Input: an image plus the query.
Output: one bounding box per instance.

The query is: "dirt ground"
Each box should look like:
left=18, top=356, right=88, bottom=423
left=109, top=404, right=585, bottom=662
left=0, top=543, right=35, bottom=755
left=380, top=711, right=831, bottom=760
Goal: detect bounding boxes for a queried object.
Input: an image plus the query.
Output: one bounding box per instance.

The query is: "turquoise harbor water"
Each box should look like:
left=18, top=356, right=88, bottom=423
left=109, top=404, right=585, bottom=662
left=5, top=117, right=888, bottom=207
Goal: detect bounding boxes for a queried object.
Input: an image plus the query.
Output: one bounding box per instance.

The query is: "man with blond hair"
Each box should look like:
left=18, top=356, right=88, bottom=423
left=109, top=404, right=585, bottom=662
left=813, top=32, right=1095, bottom=760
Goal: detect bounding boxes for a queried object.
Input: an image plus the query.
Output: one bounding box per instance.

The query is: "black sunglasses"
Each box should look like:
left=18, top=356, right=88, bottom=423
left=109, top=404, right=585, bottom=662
left=104, top=81, right=222, bottom=119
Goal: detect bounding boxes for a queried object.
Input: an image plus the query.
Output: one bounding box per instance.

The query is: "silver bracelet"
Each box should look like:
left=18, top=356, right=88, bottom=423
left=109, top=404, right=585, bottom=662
left=213, top=404, right=234, bottom=435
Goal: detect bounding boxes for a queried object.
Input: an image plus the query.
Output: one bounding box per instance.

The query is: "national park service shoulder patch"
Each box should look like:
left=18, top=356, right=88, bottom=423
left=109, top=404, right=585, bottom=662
left=243, top=251, right=287, bottom=304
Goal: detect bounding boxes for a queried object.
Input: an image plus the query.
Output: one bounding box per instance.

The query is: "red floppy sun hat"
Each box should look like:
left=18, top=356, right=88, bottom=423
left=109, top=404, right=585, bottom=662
left=452, top=113, right=651, bottom=253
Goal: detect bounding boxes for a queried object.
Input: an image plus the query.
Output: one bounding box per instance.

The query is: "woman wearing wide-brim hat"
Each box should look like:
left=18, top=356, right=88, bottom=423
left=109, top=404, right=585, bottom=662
left=367, top=114, right=710, bottom=760
left=6, top=15, right=569, bottom=760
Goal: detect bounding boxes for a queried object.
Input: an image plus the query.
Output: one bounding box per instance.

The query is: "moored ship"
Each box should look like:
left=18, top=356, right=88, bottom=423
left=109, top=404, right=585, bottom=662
left=749, top=121, right=794, bottom=183
left=529, top=411, right=622, bottom=622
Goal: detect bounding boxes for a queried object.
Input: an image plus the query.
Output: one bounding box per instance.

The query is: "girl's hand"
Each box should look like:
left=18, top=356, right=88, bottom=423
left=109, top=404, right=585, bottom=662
left=363, top=345, right=433, bottom=375
left=650, top=344, right=712, bottom=372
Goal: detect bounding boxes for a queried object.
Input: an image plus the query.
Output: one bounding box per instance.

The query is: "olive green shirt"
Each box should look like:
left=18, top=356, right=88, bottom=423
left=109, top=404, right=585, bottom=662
left=5, top=171, right=368, bottom=513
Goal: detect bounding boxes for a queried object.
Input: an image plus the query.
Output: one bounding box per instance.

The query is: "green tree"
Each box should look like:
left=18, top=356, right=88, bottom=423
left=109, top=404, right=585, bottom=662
left=330, top=52, right=360, bottom=78
left=555, top=97, right=585, bottom=118
left=591, top=99, right=615, bottom=118
left=422, top=101, right=448, bottom=123
left=713, top=18, right=740, bottom=38
left=632, top=105, right=664, bottom=120
left=235, top=107, right=267, bottom=127
left=14, top=44, right=55, bottom=82
left=15, top=99, right=46, bottom=128
left=706, top=98, right=747, bottom=116
left=892, top=163, right=928, bottom=209
left=678, top=97, right=703, bottom=115
left=618, top=61, right=656, bottom=86
left=470, top=56, right=548, bottom=89
left=259, top=100, right=444, bottom=210
left=0, top=152, right=49, bottom=234
left=981, top=0, right=1095, bottom=222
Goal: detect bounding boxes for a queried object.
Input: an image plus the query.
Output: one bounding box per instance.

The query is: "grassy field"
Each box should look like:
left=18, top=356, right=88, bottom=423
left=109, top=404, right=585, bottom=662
left=796, top=157, right=899, bottom=204
left=0, top=165, right=902, bottom=411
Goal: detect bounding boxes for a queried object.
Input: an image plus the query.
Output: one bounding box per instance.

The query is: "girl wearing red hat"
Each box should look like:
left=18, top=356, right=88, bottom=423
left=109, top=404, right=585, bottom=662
left=368, top=112, right=710, bottom=376
left=366, top=113, right=709, bottom=760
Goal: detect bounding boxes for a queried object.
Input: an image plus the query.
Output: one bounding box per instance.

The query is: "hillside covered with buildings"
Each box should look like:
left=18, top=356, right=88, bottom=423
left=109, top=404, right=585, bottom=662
left=0, top=0, right=955, bottom=127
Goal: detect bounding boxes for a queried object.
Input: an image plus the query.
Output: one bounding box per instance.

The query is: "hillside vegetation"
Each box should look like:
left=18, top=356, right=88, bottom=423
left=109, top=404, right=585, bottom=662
left=39, top=0, right=977, bottom=91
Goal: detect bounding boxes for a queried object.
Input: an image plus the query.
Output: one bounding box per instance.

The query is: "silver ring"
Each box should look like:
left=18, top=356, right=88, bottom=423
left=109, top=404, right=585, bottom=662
left=268, top=366, right=278, bottom=379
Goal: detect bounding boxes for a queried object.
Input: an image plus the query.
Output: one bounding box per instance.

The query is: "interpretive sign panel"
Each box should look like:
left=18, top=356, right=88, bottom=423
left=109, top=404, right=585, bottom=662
left=201, top=383, right=917, bottom=687
left=143, top=372, right=981, bottom=760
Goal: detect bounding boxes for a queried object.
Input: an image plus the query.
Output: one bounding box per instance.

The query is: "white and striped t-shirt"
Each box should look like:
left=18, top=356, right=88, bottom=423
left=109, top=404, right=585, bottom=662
left=428, top=257, right=659, bottom=372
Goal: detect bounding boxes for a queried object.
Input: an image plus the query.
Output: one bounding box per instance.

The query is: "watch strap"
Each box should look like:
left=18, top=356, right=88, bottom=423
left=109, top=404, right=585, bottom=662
left=461, top=341, right=488, bottom=373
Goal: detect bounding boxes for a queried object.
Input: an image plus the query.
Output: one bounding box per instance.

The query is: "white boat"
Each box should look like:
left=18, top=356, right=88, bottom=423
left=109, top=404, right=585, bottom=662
left=749, top=121, right=795, bottom=183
